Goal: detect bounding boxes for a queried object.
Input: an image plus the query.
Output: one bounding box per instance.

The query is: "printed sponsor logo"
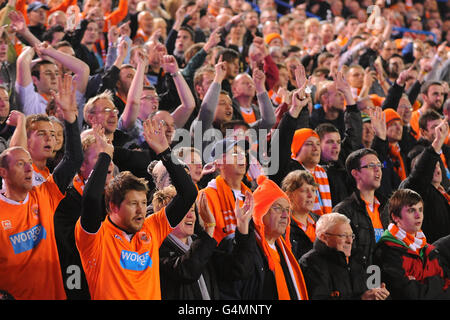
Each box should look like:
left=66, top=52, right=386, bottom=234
left=120, top=250, right=152, bottom=271
left=9, top=224, right=47, bottom=254
left=1, top=220, right=12, bottom=230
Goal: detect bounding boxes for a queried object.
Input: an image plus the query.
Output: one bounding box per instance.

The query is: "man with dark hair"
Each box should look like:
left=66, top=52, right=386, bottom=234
left=410, top=81, right=446, bottom=137
left=400, top=118, right=450, bottom=243
left=75, top=118, right=198, bottom=299
left=217, top=48, right=240, bottom=97
left=316, top=122, right=355, bottom=207
left=408, top=109, right=450, bottom=190
left=374, top=188, right=450, bottom=300
left=333, top=147, right=389, bottom=267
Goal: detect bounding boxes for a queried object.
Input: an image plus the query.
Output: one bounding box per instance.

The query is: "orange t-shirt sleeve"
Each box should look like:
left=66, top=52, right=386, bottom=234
left=49, top=0, right=77, bottom=14
left=103, top=0, right=128, bottom=32
left=144, top=207, right=172, bottom=247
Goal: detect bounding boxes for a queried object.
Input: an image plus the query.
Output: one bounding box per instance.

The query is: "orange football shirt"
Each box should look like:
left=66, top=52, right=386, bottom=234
left=75, top=207, right=172, bottom=300
left=0, top=175, right=66, bottom=300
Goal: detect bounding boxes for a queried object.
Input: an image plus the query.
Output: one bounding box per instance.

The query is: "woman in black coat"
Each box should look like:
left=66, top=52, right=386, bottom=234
left=159, top=190, right=256, bottom=300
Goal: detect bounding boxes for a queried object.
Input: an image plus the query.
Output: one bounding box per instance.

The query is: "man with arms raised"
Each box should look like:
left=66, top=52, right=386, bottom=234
left=75, top=118, right=198, bottom=299
left=0, top=75, right=82, bottom=299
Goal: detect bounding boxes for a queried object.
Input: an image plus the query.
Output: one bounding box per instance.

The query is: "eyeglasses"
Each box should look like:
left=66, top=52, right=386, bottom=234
left=325, top=233, right=355, bottom=240
left=95, top=107, right=119, bottom=115
left=271, top=205, right=290, bottom=214
left=359, top=163, right=384, bottom=170
left=141, top=95, right=160, bottom=102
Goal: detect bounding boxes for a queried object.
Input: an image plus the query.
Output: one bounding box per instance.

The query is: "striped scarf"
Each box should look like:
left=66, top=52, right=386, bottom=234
left=203, top=176, right=251, bottom=243
left=309, top=165, right=332, bottom=216
left=388, top=223, right=427, bottom=255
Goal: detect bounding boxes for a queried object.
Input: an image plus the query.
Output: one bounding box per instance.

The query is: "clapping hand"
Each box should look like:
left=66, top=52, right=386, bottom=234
left=235, top=191, right=255, bottom=235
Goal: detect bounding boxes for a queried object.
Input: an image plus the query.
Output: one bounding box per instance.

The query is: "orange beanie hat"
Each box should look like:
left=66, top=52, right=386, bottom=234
left=264, top=32, right=283, bottom=45
left=290, top=128, right=319, bottom=159
left=253, top=175, right=292, bottom=260
left=383, top=108, right=402, bottom=126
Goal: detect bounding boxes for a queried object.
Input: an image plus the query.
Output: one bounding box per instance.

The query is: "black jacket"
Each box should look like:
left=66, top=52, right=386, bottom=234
left=269, top=107, right=310, bottom=186
left=374, top=234, right=450, bottom=300
left=299, top=240, right=369, bottom=300
left=333, top=190, right=389, bottom=267
left=54, top=186, right=107, bottom=300
left=400, top=146, right=450, bottom=243
left=319, top=103, right=363, bottom=206
left=289, top=212, right=320, bottom=261
left=159, top=227, right=256, bottom=300
left=220, top=239, right=301, bottom=300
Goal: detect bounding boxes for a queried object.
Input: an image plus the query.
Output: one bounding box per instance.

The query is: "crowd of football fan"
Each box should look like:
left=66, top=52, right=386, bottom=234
left=0, top=0, right=449, bottom=300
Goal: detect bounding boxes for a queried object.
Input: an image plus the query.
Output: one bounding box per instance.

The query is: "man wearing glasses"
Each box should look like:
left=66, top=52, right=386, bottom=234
left=300, top=212, right=390, bottom=300
left=118, top=51, right=195, bottom=147
left=83, top=90, right=133, bottom=148
left=333, top=148, right=389, bottom=267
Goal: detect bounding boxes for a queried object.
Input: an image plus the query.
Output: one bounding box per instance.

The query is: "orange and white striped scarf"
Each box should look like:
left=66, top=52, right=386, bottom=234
left=203, top=176, right=252, bottom=242
left=388, top=223, right=427, bottom=255
left=308, top=165, right=332, bottom=216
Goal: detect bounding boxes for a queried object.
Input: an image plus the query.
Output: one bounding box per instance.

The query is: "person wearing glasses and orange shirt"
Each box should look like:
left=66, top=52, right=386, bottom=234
left=300, top=212, right=390, bottom=300
left=333, top=148, right=389, bottom=268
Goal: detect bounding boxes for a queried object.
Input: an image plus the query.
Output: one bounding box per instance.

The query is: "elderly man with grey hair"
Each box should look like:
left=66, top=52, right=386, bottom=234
left=299, top=212, right=390, bottom=300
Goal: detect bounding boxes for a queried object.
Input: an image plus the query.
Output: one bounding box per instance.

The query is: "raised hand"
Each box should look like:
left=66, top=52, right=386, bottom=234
left=54, top=73, right=78, bottom=123
left=34, top=41, right=55, bottom=62
left=107, top=25, right=120, bottom=46
left=294, top=63, right=307, bottom=90
left=204, top=27, right=221, bottom=52
left=289, top=87, right=309, bottom=118
left=252, top=67, right=266, bottom=94
left=91, top=123, right=114, bottom=158
left=396, top=64, right=415, bottom=86
left=143, top=118, right=170, bottom=154
left=8, top=10, right=27, bottom=34
left=370, top=106, right=386, bottom=141
left=432, top=117, right=449, bottom=153
left=160, top=54, right=179, bottom=74
left=6, top=110, right=25, bottom=127
left=335, top=70, right=355, bottom=105
left=117, top=38, right=129, bottom=60
left=118, top=20, right=131, bottom=38
left=235, top=191, right=254, bottom=235
left=214, top=55, right=227, bottom=83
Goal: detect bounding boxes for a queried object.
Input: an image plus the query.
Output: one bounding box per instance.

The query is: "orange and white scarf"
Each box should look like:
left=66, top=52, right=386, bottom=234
left=308, top=165, right=332, bottom=216
left=203, top=176, right=252, bottom=242
left=388, top=223, right=427, bottom=255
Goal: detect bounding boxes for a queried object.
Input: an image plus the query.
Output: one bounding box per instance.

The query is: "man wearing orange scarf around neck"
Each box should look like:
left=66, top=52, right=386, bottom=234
left=225, top=175, right=308, bottom=300
left=202, top=138, right=251, bottom=243
left=374, top=189, right=450, bottom=300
